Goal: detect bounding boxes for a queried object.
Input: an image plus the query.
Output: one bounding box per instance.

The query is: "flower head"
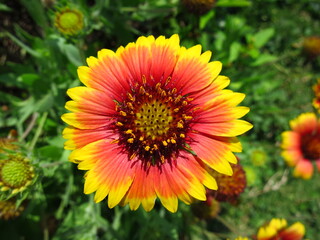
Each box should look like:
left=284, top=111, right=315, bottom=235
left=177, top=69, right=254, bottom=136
left=281, top=112, right=320, bottom=179
left=54, top=7, right=84, bottom=36
left=0, top=199, right=25, bottom=220
left=303, top=36, right=320, bottom=59
left=62, top=34, right=252, bottom=212
left=210, top=163, right=247, bottom=202
left=312, top=79, right=320, bottom=112
left=0, top=154, right=35, bottom=194
left=257, top=218, right=305, bottom=240
left=191, top=190, right=220, bottom=219
left=181, top=0, right=216, bottom=15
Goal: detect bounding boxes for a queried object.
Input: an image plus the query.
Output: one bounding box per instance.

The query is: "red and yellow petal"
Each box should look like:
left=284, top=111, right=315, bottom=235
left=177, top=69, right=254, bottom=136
left=281, top=131, right=300, bottom=150
left=279, top=222, right=305, bottom=240
left=171, top=45, right=222, bottom=95
left=281, top=149, right=302, bottom=167
left=70, top=139, right=137, bottom=208
left=65, top=87, right=115, bottom=115
left=77, top=51, right=131, bottom=100
left=61, top=112, right=112, bottom=129
left=289, top=112, right=318, bottom=133
left=293, top=159, right=313, bottom=179
left=62, top=127, right=115, bottom=150
left=192, top=90, right=252, bottom=137
left=189, top=132, right=238, bottom=175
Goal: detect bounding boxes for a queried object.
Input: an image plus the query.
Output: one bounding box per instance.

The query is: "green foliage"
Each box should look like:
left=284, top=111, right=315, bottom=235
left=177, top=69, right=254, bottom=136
left=0, top=0, right=319, bottom=239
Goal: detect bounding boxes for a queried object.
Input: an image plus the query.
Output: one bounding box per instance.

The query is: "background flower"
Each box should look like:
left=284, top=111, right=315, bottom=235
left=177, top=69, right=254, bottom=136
left=281, top=112, right=320, bottom=179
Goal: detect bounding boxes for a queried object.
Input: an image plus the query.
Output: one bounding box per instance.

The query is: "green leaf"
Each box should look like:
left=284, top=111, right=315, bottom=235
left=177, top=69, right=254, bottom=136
left=199, top=10, right=215, bottom=30
left=251, top=53, right=277, bottom=66
left=0, top=3, right=12, bottom=11
left=216, top=0, right=252, bottom=7
left=57, top=38, right=84, bottom=66
left=35, top=93, right=54, bottom=112
left=17, top=73, right=40, bottom=86
left=228, top=42, right=242, bottom=63
left=253, top=28, right=275, bottom=48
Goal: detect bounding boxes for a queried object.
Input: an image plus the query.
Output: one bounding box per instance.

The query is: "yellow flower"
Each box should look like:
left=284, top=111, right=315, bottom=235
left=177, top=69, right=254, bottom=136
left=54, top=7, right=84, bottom=36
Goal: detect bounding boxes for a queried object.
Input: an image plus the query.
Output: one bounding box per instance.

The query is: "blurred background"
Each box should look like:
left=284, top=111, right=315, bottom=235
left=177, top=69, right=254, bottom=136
left=0, top=0, right=319, bottom=239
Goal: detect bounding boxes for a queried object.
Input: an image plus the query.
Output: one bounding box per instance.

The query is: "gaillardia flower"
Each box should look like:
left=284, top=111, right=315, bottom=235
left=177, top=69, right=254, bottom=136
left=191, top=191, right=220, bottom=219
left=62, top=34, right=252, bottom=212
left=281, top=112, right=320, bottom=179
left=0, top=199, right=25, bottom=220
left=54, top=7, right=84, bottom=36
left=210, top=163, right=246, bottom=202
left=181, top=0, right=216, bottom=15
left=312, top=79, right=320, bottom=112
left=302, top=36, right=320, bottom=59
left=257, top=218, right=305, bottom=240
left=0, top=154, right=35, bottom=194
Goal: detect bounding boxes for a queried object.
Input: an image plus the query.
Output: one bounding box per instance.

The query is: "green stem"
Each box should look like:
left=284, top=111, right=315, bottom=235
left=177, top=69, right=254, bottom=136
left=28, top=112, right=48, bottom=151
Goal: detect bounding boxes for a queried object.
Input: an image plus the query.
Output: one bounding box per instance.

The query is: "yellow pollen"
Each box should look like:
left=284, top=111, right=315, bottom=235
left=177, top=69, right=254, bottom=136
left=153, top=144, right=158, bottom=150
left=127, top=93, right=135, bottom=101
left=139, top=86, right=145, bottom=95
left=127, top=102, right=134, bottom=109
left=145, top=146, right=150, bottom=151
left=183, top=115, right=193, bottom=120
left=160, top=156, right=165, bottom=163
left=125, top=129, right=133, bottom=134
left=180, top=133, right=185, bottom=138
left=116, top=122, right=123, bottom=126
left=174, top=108, right=180, bottom=112
left=174, top=95, right=182, bottom=103
left=170, top=88, right=177, bottom=95
left=127, top=138, right=134, bottom=143
left=171, top=139, right=176, bottom=144
left=177, top=121, right=184, bottom=128
left=139, top=136, right=144, bottom=141
left=120, top=111, right=127, bottom=116
left=182, top=101, right=188, bottom=106
left=162, top=141, right=168, bottom=146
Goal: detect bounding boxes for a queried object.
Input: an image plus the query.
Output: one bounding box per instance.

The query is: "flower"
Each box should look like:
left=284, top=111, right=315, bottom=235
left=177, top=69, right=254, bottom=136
left=62, top=34, right=252, bottom=212
left=191, top=192, right=220, bottom=219
left=0, top=199, right=25, bottom=220
left=181, top=0, right=216, bottom=15
left=281, top=112, right=320, bottom=179
left=312, top=79, right=320, bottom=112
left=0, top=154, right=35, bottom=194
left=0, top=131, right=18, bottom=154
left=210, top=163, right=247, bottom=202
left=256, top=218, right=305, bottom=240
left=54, top=7, right=84, bottom=36
left=302, top=36, right=320, bottom=59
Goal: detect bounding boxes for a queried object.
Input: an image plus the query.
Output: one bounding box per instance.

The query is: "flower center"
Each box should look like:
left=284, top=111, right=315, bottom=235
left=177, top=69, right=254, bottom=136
left=59, top=11, right=82, bottom=29
left=0, top=156, right=34, bottom=189
left=301, top=133, right=320, bottom=160
left=114, top=80, right=196, bottom=165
